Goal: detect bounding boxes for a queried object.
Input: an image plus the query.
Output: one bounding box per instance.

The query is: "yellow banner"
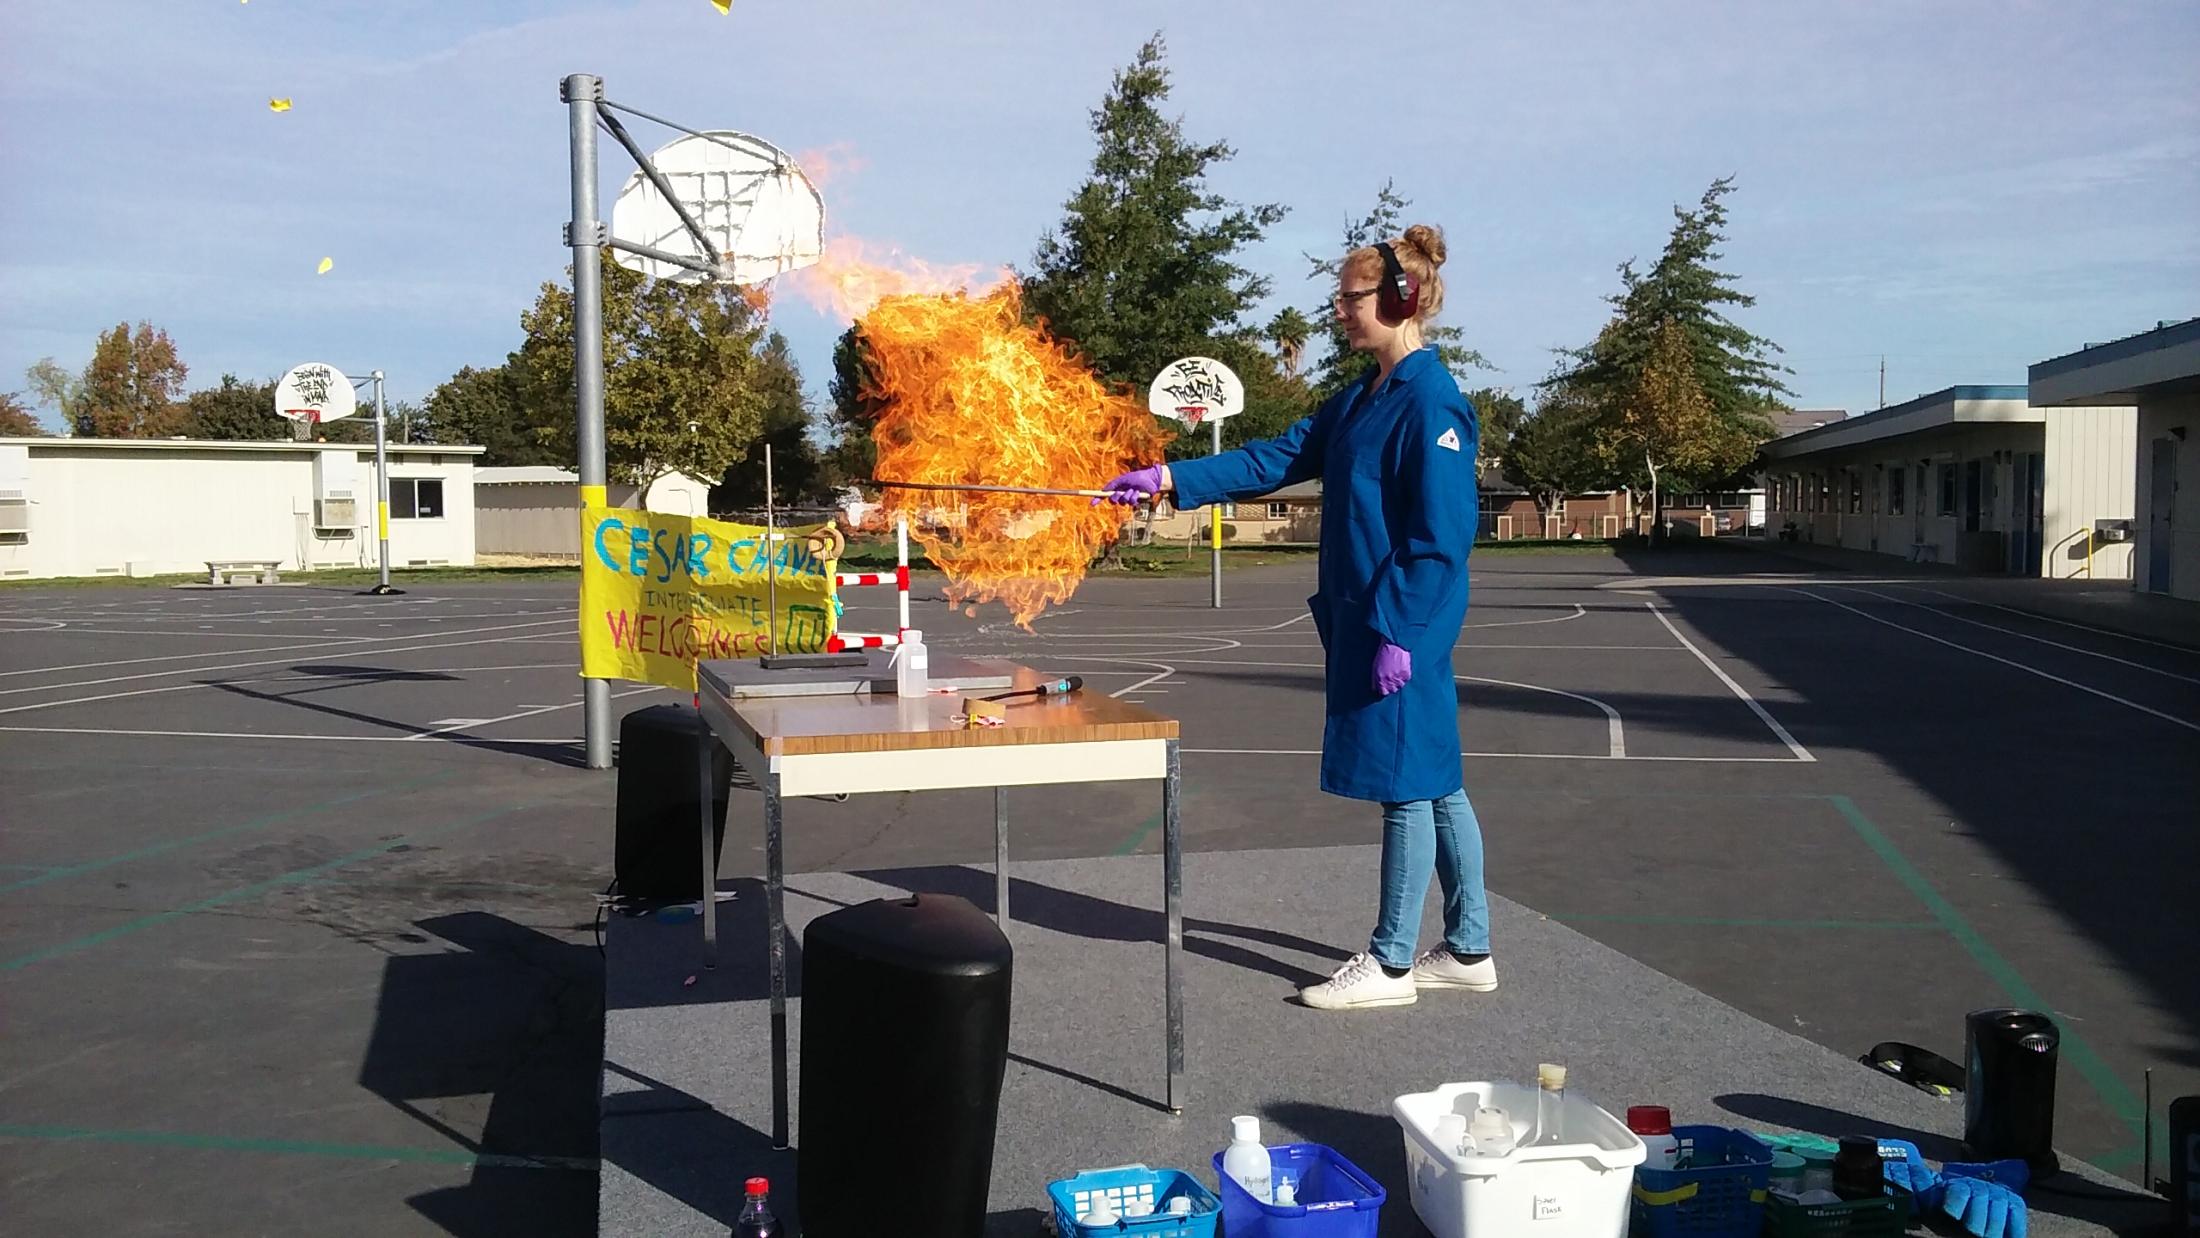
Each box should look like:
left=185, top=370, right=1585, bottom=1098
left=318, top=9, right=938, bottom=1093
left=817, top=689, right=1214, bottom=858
left=579, top=505, right=838, bottom=690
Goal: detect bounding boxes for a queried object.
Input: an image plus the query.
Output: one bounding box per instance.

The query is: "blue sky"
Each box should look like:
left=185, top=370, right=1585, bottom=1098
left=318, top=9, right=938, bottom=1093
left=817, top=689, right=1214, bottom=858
left=4, top=0, right=2195, bottom=433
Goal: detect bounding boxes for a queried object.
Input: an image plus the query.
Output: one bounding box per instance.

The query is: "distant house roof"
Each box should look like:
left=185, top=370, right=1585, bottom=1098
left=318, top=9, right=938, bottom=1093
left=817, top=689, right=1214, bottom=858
left=476, top=466, right=581, bottom=485
left=1769, top=409, right=1847, bottom=437
left=1270, top=479, right=1322, bottom=500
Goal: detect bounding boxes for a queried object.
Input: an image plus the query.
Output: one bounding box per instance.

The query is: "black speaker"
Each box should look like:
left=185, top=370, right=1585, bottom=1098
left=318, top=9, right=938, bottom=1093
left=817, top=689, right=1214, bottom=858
left=1963, top=1007, right=2061, bottom=1176
left=613, top=704, right=731, bottom=904
left=798, top=894, right=1011, bottom=1238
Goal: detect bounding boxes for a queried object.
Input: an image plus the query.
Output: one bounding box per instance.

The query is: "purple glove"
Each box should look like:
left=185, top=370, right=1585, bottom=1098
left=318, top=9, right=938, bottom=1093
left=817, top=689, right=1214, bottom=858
left=1373, top=642, right=1412, bottom=695
left=1096, top=464, right=1164, bottom=506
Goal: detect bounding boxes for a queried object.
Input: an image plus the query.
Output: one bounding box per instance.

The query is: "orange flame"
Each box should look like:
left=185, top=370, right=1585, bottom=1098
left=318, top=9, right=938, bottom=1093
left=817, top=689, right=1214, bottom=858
left=833, top=272, right=1172, bottom=627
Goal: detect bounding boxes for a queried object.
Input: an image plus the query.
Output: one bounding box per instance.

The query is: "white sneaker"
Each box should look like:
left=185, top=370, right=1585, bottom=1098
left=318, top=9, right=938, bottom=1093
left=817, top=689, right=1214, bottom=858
left=1411, top=947, right=1498, bottom=992
left=1299, top=952, right=1417, bottom=1010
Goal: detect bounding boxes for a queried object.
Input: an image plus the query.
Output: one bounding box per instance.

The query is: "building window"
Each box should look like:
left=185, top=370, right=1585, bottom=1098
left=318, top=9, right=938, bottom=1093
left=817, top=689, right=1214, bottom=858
left=391, top=477, right=445, bottom=520
left=1266, top=501, right=1289, bottom=519
left=1888, top=466, right=1906, bottom=516
left=1847, top=471, right=1863, bottom=514
left=1938, top=463, right=1958, bottom=516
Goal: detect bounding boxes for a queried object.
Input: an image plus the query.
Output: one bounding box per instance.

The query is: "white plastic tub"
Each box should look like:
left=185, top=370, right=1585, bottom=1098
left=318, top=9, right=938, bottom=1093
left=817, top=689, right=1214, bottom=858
left=1393, top=1080, right=1646, bottom=1238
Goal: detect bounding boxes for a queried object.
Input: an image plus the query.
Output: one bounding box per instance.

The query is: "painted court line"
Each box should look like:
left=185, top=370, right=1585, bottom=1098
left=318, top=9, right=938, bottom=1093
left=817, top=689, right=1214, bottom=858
left=0, top=725, right=589, bottom=747
left=1801, top=590, right=2199, bottom=735
left=1898, top=585, right=2200, bottom=656
left=1646, top=603, right=1816, bottom=762
left=0, top=618, right=571, bottom=693
left=1843, top=586, right=2200, bottom=685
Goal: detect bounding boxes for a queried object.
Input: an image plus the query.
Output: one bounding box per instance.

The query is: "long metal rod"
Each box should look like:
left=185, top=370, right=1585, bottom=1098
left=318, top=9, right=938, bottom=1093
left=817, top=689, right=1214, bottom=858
left=605, top=236, right=721, bottom=279
left=871, top=479, right=1114, bottom=500
left=596, top=110, right=716, bottom=262
left=995, top=787, right=1009, bottom=925
left=765, top=778, right=790, bottom=1150
left=1163, top=737, right=1185, bottom=1113
left=567, top=72, right=612, bottom=770
left=765, top=445, right=778, bottom=654
left=599, top=98, right=786, bottom=164
left=371, top=371, right=392, bottom=591
left=697, top=697, right=717, bottom=969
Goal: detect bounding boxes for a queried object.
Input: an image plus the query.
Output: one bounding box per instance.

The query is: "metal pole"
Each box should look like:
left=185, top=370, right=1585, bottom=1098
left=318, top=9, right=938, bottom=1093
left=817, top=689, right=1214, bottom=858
left=566, top=72, right=613, bottom=770
left=370, top=371, right=397, bottom=595
left=765, top=444, right=778, bottom=655
left=1209, top=418, right=1223, bottom=608
left=697, top=695, right=717, bottom=969
left=1162, top=738, right=1185, bottom=1112
left=995, top=787, right=1009, bottom=924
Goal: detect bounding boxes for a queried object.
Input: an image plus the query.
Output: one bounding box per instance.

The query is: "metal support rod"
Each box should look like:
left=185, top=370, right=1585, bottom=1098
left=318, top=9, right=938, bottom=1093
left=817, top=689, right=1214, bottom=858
left=1162, top=738, right=1185, bottom=1113
left=371, top=371, right=392, bottom=591
left=764, top=779, right=790, bottom=1149
left=605, top=236, right=722, bottom=280
left=995, top=787, right=1009, bottom=925
left=870, top=479, right=1114, bottom=500
left=1209, top=418, right=1223, bottom=608
left=600, top=98, right=786, bottom=164
left=697, top=697, right=717, bottom=969
left=597, top=109, right=716, bottom=261
left=765, top=444, right=778, bottom=655
left=567, top=72, right=613, bottom=770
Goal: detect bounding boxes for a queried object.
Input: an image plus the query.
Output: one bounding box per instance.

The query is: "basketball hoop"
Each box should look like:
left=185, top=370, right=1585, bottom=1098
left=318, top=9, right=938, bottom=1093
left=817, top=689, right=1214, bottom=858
left=1177, top=406, right=1207, bottom=427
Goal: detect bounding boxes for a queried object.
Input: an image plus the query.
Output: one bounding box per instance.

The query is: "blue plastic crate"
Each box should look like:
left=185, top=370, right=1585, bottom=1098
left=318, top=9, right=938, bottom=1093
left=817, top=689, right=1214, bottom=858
left=1045, top=1163, right=1219, bottom=1236
left=1629, top=1126, right=1774, bottom=1238
left=1209, top=1142, right=1385, bottom=1238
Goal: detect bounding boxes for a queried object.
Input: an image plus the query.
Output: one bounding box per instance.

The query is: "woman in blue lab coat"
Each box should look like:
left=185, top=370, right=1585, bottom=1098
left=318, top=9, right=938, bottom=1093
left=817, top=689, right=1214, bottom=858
left=1102, top=225, right=1491, bottom=1010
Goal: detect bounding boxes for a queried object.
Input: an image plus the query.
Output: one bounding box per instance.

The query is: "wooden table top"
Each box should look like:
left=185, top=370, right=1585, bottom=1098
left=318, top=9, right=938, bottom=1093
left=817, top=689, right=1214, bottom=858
left=707, top=664, right=1179, bottom=757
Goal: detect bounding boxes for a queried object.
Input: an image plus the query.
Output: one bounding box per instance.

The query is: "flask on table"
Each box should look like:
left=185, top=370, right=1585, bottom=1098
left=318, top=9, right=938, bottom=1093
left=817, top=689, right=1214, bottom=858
left=1532, top=1063, right=1569, bottom=1145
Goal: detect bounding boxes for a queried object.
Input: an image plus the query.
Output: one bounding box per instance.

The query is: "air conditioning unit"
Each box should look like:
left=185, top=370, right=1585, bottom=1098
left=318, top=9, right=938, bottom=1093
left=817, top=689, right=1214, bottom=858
left=314, top=498, right=357, bottom=530
left=0, top=498, right=27, bottom=536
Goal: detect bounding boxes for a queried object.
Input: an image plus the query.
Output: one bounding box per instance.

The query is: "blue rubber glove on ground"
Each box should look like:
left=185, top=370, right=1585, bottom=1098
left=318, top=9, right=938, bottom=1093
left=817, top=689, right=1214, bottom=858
left=1372, top=642, right=1412, bottom=695
left=1097, top=465, right=1165, bottom=506
left=1942, top=1174, right=2028, bottom=1238
left=1876, top=1138, right=1943, bottom=1208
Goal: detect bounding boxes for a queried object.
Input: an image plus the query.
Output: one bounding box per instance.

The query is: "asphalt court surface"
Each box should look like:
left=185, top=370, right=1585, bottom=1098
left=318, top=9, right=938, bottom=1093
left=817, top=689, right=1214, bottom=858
left=2, top=549, right=2195, bottom=1234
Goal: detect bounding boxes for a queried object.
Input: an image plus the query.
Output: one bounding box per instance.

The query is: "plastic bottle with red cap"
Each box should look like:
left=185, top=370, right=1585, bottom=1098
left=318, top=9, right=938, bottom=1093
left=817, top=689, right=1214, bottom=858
left=735, top=1176, right=778, bottom=1237
left=1627, top=1105, right=1681, bottom=1171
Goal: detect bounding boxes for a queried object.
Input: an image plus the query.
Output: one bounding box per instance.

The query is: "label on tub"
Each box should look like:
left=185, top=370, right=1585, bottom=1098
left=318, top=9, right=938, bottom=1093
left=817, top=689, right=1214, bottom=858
left=1533, top=1194, right=1564, bottom=1220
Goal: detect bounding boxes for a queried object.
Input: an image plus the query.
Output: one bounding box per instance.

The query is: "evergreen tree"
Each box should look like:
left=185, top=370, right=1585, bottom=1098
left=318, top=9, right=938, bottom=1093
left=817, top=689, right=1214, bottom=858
left=1462, top=387, right=1525, bottom=469
left=714, top=332, right=829, bottom=508
left=1504, top=378, right=1610, bottom=519
left=1020, top=34, right=1287, bottom=393
left=420, top=364, right=558, bottom=466
left=179, top=374, right=285, bottom=440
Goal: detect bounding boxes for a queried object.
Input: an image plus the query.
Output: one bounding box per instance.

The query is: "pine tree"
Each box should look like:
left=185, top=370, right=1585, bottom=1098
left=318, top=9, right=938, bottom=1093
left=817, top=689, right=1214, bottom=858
left=1020, top=34, right=1287, bottom=393
left=1592, top=317, right=1757, bottom=535
left=180, top=374, right=286, bottom=440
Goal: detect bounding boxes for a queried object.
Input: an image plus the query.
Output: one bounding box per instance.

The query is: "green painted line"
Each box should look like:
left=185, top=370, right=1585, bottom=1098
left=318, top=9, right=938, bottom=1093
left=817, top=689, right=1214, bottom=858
left=1111, top=808, right=1165, bottom=856
left=0, top=772, right=459, bottom=895
left=1827, top=795, right=2146, bottom=1139
left=1553, top=914, right=1941, bottom=930
left=0, top=1123, right=594, bottom=1171
left=1, top=799, right=538, bottom=972
left=0, top=863, right=60, bottom=872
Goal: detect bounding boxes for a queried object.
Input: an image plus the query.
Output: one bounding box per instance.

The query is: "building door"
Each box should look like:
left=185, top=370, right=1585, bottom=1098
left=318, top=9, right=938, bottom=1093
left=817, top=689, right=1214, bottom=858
left=2009, top=452, right=2044, bottom=575
left=1963, top=460, right=1984, bottom=533
left=2148, top=437, right=2178, bottom=594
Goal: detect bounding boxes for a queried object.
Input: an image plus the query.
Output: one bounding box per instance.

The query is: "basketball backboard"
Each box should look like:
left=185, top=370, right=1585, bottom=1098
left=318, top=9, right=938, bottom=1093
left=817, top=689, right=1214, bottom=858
left=610, top=130, right=824, bottom=285
left=1147, top=356, right=1244, bottom=427
left=274, top=363, right=357, bottom=423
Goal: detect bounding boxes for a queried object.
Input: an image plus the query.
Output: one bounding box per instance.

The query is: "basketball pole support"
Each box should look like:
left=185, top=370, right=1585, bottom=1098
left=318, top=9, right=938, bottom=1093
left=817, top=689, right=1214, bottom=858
left=566, top=73, right=614, bottom=770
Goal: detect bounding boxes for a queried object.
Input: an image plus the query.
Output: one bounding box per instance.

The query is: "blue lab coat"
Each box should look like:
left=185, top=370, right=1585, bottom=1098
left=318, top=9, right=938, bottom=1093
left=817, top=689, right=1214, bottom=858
left=1170, top=347, right=1477, bottom=803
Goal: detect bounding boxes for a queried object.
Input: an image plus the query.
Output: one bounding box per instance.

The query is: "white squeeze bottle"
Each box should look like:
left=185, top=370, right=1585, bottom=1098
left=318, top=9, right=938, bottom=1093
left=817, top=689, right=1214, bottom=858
left=894, top=629, right=928, bottom=697
left=1222, top=1115, right=1273, bottom=1203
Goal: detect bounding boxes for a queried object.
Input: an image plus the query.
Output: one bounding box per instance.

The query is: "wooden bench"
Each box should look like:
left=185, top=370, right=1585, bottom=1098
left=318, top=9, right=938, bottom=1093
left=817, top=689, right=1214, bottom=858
left=206, top=559, right=282, bottom=585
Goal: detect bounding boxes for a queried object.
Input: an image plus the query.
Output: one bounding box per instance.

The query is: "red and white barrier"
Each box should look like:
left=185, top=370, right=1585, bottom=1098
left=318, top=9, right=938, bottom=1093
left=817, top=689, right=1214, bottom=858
left=826, top=515, right=911, bottom=652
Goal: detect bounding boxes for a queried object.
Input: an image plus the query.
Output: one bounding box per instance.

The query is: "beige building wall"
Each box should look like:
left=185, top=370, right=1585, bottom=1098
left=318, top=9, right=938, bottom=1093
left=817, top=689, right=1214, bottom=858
left=2041, top=406, right=2137, bottom=580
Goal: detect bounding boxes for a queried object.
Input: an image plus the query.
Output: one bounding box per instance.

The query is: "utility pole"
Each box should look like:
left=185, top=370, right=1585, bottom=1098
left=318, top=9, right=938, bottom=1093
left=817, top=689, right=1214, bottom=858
left=1879, top=356, right=1886, bottom=410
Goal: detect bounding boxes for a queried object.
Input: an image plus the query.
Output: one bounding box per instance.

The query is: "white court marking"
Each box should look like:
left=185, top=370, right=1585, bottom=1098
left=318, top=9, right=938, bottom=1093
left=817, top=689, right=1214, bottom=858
left=1837, top=586, right=2200, bottom=685
left=1888, top=584, right=2200, bottom=660
left=1464, top=604, right=1586, bottom=629
left=1797, top=589, right=2200, bottom=735
left=0, top=619, right=571, bottom=693
left=0, top=687, right=662, bottom=747
left=1645, top=603, right=1816, bottom=762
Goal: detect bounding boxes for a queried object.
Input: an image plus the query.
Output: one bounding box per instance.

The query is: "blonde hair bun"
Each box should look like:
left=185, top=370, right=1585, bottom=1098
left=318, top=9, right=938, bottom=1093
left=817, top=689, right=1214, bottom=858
left=1401, top=223, right=1447, bottom=268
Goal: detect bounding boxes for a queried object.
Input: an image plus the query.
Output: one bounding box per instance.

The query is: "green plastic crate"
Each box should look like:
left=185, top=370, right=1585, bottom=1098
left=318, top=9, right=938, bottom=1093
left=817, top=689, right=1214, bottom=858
left=1761, top=1186, right=1912, bottom=1238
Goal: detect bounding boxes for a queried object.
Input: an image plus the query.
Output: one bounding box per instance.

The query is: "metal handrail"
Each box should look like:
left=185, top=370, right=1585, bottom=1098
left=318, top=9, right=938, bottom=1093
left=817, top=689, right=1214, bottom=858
left=2048, top=525, right=2094, bottom=579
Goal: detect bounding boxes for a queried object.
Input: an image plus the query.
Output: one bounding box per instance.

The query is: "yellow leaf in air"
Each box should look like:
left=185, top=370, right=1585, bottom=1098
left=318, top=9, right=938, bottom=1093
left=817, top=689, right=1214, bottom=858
left=316, top=257, right=334, bottom=275
left=710, top=0, right=732, bottom=12
left=269, top=98, right=292, bottom=113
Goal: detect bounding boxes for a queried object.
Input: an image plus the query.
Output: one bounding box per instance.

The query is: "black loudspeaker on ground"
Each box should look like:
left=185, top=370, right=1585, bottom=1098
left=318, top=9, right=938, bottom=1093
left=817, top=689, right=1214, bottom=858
left=613, top=704, right=732, bottom=905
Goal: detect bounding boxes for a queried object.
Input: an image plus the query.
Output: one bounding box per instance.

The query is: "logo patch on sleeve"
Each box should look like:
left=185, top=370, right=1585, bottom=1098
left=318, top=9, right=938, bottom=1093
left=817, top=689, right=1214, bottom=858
left=1436, top=427, right=1461, bottom=452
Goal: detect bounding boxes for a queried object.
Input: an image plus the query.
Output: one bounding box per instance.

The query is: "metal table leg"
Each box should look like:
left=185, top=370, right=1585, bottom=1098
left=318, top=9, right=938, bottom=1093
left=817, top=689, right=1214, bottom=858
left=1163, top=738, right=1184, bottom=1114
left=696, top=704, right=718, bottom=969
left=765, top=777, right=790, bottom=1150
left=995, top=786, right=1009, bottom=924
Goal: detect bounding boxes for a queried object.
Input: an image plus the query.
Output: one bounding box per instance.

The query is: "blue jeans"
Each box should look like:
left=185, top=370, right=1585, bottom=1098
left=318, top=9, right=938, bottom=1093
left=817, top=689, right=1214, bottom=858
left=1369, top=788, right=1490, bottom=969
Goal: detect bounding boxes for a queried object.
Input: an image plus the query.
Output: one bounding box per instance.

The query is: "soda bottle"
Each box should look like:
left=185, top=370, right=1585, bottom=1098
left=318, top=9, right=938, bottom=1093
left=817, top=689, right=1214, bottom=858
left=734, top=1176, right=777, bottom=1237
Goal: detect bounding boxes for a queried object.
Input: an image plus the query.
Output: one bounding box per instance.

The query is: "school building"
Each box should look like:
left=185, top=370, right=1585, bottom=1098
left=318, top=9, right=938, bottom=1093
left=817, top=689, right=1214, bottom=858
left=0, top=437, right=482, bottom=581
left=475, top=466, right=715, bottom=558
left=1760, top=386, right=2137, bottom=579
left=2028, top=317, right=2200, bottom=600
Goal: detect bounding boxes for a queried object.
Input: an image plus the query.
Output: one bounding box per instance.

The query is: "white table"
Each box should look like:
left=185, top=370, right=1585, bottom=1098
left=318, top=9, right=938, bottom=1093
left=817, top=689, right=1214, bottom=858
left=695, top=658, right=1185, bottom=1148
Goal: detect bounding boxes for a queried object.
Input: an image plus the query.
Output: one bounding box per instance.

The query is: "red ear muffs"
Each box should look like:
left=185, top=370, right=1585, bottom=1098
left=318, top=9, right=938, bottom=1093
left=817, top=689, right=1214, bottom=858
left=1373, top=241, right=1420, bottom=324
